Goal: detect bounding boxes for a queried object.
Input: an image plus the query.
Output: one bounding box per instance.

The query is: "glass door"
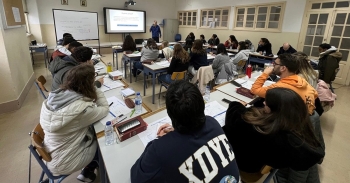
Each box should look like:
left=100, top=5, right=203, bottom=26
left=327, top=10, right=350, bottom=85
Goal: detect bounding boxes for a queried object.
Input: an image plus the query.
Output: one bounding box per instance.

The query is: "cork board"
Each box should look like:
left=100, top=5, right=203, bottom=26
left=1, top=0, right=25, bottom=27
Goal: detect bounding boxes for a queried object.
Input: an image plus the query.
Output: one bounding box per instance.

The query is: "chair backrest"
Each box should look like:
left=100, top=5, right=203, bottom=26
left=31, top=123, right=52, bottom=162
left=175, top=34, right=181, bottom=42
left=171, top=71, right=186, bottom=80
left=35, top=75, right=49, bottom=99
left=237, top=60, right=247, bottom=68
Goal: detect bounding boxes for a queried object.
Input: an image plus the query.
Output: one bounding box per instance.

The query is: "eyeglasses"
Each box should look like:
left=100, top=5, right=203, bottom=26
left=272, top=61, right=284, bottom=66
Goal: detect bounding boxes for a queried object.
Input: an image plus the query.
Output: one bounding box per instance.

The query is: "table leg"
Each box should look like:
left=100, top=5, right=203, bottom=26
left=44, top=50, right=47, bottom=68
left=112, top=50, right=115, bottom=69
left=116, top=51, right=119, bottom=70
left=124, top=59, right=127, bottom=79
left=98, top=148, right=108, bottom=183
left=129, top=60, right=133, bottom=83
left=144, top=71, right=147, bottom=96
left=30, top=48, right=34, bottom=65
left=152, top=72, right=156, bottom=104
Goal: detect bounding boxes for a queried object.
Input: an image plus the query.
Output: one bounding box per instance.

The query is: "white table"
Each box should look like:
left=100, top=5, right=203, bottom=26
left=96, top=90, right=239, bottom=183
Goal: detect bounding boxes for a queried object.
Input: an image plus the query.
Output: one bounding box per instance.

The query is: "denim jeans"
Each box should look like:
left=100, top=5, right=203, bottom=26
left=158, top=74, right=174, bottom=84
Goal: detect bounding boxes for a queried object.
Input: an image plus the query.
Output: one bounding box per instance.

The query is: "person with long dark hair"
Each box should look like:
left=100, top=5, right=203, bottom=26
left=212, top=43, right=230, bottom=74
left=256, top=38, right=272, bottom=56
left=188, top=39, right=208, bottom=75
left=132, top=38, right=159, bottom=76
left=40, top=64, right=109, bottom=182
left=224, top=35, right=238, bottom=49
left=230, top=41, right=251, bottom=64
left=158, top=44, right=189, bottom=84
left=200, top=34, right=206, bottom=44
left=186, top=32, right=195, bottom=43
left=131, top=80, right=240, bottom=183
left=122, top=35, right=137, bottom=52
left=223, top=88, right=324, bottom=174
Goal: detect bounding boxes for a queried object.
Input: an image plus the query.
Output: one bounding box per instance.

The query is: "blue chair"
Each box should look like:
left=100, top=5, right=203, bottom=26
left=28, top=123, right=70, bottom=183
left=34, top=75, right=49, bottom=99
left=175, top=34, right=181, bottom=42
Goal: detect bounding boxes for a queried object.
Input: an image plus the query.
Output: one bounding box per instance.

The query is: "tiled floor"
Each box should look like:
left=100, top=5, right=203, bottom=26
left=0, top=52, right=349, bottom=183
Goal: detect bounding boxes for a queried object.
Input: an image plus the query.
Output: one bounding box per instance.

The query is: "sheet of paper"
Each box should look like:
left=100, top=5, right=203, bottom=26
left=94, top=66, right=104, bottom=71
left=155, top=61, right=170, bottom=67
left=99, top=96, right=132, bottom=125
left=100, top=78, right=124, bottom=92
left=138, top=116, right=172, bottom=147
left=127, top=53, right=141, bottom=57
left=12, top=7, right=21, bottom=22
left=207, top=54, right=215, bottom=59
left=109, top=70, right=123, bottom=76
left=204, top=101, right=227, bottom=118
left=214, top=112, right=226, bottom=127
left=241, top=80, right=255, bottom=90
left=121, top=88, right=135, bottom=97
left=235, top=78, right=247, bottom=84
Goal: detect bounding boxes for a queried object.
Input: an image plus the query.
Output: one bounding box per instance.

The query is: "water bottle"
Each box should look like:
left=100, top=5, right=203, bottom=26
left=263, top=50, right=266, bottom=56
left=187, top=48, right=190, bottom=54
left=105, top=121, right=115, bottom=146
left=135, top=92, right=142, bottom=114
left=246, top=64, right=252, bottom=78
left=204, top=85, right=210, bottom=102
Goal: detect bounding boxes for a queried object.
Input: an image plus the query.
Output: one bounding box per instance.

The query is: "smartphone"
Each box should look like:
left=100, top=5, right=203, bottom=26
left=117, top=120, right=141, bottom=133
left=222, top=98, right=232, bottom=104
left=230, top=80, right=242, bottom=87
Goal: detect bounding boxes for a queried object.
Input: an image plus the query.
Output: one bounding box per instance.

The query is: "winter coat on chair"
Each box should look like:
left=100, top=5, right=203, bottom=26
left=318, top=46, right=342, bottom=83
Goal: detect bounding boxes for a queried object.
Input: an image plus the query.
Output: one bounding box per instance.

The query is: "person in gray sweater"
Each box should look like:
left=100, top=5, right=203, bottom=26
left=212, top=43, right=230, bottom=74
left=132, top=38, right=159, bottom=76
left=231, top=41, right=251, bottom=64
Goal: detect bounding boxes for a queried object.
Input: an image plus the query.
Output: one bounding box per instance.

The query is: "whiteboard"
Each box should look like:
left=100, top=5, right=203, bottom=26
left=53, top=9, right=99, bottom=41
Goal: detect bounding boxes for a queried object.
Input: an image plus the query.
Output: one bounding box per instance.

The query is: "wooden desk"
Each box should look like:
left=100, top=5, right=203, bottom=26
left=248, top=53, right=277, bottom=65
left=96, top=90, right=239, bottom=183
left=29, top=44, right=49, bottom=68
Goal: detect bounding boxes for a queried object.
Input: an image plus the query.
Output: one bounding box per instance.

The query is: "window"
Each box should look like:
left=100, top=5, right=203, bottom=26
left=178, top=10, right=197, bottom=27
left=234, top=3, right=285, bottom=31
left=200, top=7, right=230, bottom=28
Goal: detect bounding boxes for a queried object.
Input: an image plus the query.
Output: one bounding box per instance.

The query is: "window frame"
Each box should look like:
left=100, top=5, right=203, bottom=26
left=233, top=2, right=286, bottom=32
left=200, top=7, right=231, bottom=29
left=178, top=10, right=198, bottom=27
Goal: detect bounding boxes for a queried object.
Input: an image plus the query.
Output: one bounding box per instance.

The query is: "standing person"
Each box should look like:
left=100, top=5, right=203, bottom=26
left=200, top=34, right=206, bottom=44
left=131, top=80, right=240, bottom=183
left=132, top=38, right=159, bottom=76
left=230, top=41, right=251, bottom=64
left=250, top=53, right=318, bottom=115
left=188, top=39, right=208, bottom=75
left=223, top=88, right=324, bottom=174
left=256, top=38, right=272, bottom=56
left=224, top=35, right=238, bottom=49
left=318, top=43, right=342, bottom=84
left=149, top=20, right=161, bottom=43
left=212, top=43, right=230, bottom=74
left=40, top=64, right=109, bottom=183
left=208, top=34, right=220, bottom=46
left=158, top=44, right=189, bottom=84
left=277, top=43, right=297, bottom=55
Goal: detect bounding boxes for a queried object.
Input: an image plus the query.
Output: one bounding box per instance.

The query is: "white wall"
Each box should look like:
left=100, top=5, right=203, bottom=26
left=175, top=0, right=306, bottom=33
left=27, top=0, right=177, bottom=47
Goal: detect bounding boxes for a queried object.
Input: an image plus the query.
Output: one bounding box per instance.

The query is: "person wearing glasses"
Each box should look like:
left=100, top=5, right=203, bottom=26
left=250, top=53, right=317, bottom=115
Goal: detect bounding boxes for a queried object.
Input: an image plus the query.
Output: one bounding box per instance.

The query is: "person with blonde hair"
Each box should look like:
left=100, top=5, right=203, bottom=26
left=293, top=52, right=318, bottom=89
left=158, top=44, right=189, bottom=84
left=161, top=40, right=173, bottom=60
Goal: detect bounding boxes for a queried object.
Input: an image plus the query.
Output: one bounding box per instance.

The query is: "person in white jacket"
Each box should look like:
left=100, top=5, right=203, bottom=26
left=40, top=64, right=109, bottom=182
left=230, top=41, right=251, bottom=64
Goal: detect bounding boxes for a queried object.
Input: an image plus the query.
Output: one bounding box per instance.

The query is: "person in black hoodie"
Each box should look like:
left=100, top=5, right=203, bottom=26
left=223, top=88, right=324, bottom=174
left=131, top=80, right=240, bottom=183
left=49, top=47, right=103, bottom=91
left=256, top=38, right=272, bottom=56
left=186, top=32, right=195, bottom=43
left=208, top=34, right=220, bottom=46
left=188, top=39, right=208, bottom=75
left=277, top=43, right=297, bottom=55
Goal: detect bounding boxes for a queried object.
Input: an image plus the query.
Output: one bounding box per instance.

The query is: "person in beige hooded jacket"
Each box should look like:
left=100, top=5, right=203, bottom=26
left=40, top=64, right=108, bottom=182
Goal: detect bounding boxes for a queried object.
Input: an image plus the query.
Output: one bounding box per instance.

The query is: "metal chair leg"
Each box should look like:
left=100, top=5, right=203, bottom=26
left=329, top=82, right=335, bottom=93
left=159, top=84, right=163, bottom=99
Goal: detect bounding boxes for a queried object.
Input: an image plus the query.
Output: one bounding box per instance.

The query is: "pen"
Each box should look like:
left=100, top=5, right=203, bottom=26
left=130, top=108, right=136, bottom=117
left=109, top=102, right=114, bottom=107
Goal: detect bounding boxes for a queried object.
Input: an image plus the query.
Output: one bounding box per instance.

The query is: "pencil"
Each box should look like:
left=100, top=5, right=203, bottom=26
left=130, top=108, right=136, bottom=117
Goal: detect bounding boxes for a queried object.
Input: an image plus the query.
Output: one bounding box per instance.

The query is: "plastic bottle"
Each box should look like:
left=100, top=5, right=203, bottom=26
left=263, top=50, right=266, bottom=56
left=246, top=64, right=252, bottom=78
left=204, top=85, right=210, bottom=102
left=135, top=92, right=142, bottom=114
left=107, top=62, right=112, bottom=72
left=187, top=48, right=190, bottom=54
left=105, top=121, right=115, bottom=146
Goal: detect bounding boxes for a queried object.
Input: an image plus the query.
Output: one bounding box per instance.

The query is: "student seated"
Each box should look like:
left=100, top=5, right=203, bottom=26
left=132, top=38, right=159, bottom=77
left=131, top=80, right=240, bottom=183
left=245, top=39, right=255, bottom=52
left=251, top=53, right=318, bottom=115
left=158, top=44, right=189, bottom=84
left=212, top=43, right=230, bottom=74
left=49, top=46, right=103, bottom=91
left=200, top=34, right=206, bottom=44
left=317, top=43, right=342, bottom=84
left=256, top=38, right=272, bottom=56
left=208, top=34, right=220, bottom=46
left=230, top=41, right=251, bottom=64
left=223, top=88, right=324, bottom=173
left=188, top=39, right=208, bottom=75
left=224, top=35, right=238, bottom=49
left=293, top=52, right=318, bottom=89
left=277, top=43, right=297, bottom=55
left=57, top=33, right=72, bottom=46
left=40, top=64, right=109, bottom=182
left=183, top=39, right=193, bottom=52
left=122, top=35, right=137, bottom=65
left=50, top=36, right=76, bottom=62
left=62, top=41, right=83, bottom=61
left=161, top=40, right=173, bottom=60
left=186, top=32, right=195, bottom=43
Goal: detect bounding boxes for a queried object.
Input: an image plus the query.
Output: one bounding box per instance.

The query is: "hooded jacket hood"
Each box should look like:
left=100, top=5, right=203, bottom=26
left=280, top=75, right=307, bottom=89
left=320, top=46, right=342, bottom=61
left=49, top=56, right=78, bottom=75
left=46, top=89, right=83, bottom=111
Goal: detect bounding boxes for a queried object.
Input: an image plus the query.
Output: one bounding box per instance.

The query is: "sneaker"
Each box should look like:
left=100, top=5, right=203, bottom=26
left=77, top=168, right=96, bottom=183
